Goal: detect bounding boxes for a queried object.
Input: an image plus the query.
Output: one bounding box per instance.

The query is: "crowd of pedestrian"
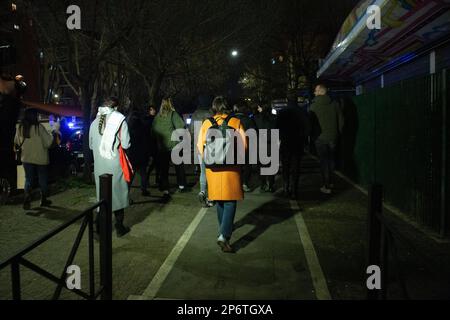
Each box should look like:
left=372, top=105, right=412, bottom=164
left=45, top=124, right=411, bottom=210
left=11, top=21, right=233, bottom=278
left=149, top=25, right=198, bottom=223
left=7, top=79, right=344, bottom=251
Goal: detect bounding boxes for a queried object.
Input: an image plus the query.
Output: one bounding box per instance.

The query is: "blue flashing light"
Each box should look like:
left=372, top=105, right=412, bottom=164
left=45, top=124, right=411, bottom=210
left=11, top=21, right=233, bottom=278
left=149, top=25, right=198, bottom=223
left=371, top=52, right=417, bottom=74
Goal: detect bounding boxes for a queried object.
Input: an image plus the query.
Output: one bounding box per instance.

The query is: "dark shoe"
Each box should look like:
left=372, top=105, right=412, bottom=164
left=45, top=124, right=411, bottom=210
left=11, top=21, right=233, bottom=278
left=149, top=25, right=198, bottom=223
left=141, top=190, right=151, bottom=197
left=161, top=193, right=171, bottom=203
left=268, top=186, right=276, bottom=193
left=23, top=193, right=31, bottom=210
left=217, top=240, right=234, bottom=253
left=40, top=197, right=52, bottom=207
left=320, top=186, right=332, bottom=194
left=198, top=191, right=208, bottom=207
left=115, top=224, right=130, bottom=237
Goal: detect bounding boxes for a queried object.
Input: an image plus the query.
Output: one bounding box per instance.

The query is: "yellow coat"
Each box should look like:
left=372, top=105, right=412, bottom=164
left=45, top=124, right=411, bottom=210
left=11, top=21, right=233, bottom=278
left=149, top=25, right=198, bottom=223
left=197, top=114, right=247, bottom=201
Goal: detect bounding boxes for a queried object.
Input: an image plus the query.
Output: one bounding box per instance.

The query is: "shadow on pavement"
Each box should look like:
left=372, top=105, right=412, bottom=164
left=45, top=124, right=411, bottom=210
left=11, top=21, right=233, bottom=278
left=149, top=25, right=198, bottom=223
left=25, top=205, right=82, bottom=220
left=232, top=199, right=293, bottom=253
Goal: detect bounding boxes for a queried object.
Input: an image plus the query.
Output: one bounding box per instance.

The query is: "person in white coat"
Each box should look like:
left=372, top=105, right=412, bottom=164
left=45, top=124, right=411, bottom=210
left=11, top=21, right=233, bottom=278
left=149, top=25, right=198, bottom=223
left=89, top=98, right=131, bottom=237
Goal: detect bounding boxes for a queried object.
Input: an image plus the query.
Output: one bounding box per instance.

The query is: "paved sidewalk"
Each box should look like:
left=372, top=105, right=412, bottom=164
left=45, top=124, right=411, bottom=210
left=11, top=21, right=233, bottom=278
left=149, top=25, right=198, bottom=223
left=1, top=157, right=449, bottom=300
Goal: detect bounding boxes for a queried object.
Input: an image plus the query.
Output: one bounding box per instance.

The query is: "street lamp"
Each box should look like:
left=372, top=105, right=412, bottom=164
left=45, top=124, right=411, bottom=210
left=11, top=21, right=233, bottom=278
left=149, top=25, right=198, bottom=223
left=231, top=50, right=239, bottom=57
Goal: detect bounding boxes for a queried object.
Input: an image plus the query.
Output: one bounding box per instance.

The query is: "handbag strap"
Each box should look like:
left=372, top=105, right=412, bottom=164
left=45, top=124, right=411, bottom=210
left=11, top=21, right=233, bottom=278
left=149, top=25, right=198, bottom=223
left=16, top=128, right=26, bottom=151
left=17, top=138, right=25, bottom=151
left=115, top=120, right=126, bottom=150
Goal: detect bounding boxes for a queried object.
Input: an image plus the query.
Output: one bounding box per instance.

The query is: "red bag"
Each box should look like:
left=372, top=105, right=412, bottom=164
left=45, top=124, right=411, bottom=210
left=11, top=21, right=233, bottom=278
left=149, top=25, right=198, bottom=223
left=118, top=127, right=134, bottom=183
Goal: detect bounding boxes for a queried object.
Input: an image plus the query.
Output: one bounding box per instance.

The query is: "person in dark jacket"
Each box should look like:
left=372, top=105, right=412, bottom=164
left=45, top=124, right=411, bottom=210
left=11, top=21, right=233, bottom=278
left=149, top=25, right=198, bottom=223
left=254, top=103, right=277, bottom=193
left=127, top=106, right=152, bottom=196
left=0, top=75, right=23, bottom=191
left=309, top=84, right=344, bottom=194
left=145, top=105, right=159, bottom=188
left=233, top=101, right=257, bottom=192
left=277, top=92, right=308, bottom=199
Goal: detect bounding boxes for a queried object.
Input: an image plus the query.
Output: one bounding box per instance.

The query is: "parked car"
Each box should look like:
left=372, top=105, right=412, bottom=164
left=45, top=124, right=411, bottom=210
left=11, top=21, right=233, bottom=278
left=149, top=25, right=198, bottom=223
left=65, top=130, right=85, bottom=175
left=64, top=129, right=94, bottom=176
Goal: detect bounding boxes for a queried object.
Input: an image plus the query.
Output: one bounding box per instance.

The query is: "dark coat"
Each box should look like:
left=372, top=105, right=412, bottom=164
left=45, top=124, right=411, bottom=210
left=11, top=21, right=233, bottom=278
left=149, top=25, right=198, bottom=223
left=190, top=106, right=213, bottom=143
left=254, top=111, right=277, bottom=141
left=254, top=110, right=278, bottom=161
left=234, top=112, right=257, bottom=131
left=126, top=111, right=152, bottom=167
left=0, top=93, right=21, bottom=177
left=309, top=95, right=344, bottom=143
left=277, top=101, right=308, bottom=154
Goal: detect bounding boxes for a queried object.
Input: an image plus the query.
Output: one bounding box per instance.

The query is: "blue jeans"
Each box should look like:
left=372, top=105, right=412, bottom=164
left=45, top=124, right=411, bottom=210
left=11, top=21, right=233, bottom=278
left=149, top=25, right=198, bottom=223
left=199, top=159, right=207, bottom=195
left=216, top=201, right=237, bottom=240
left=23, top=163, right=49, bottom=196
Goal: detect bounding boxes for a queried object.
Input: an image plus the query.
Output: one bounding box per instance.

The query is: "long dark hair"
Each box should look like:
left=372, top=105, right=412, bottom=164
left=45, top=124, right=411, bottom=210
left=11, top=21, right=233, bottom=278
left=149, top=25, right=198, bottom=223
left=20, top=108, right=39, bottom=138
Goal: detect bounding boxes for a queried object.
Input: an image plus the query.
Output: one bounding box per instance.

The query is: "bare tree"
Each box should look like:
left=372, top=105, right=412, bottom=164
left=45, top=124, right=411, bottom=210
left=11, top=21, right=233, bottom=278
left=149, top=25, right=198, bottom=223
left=116, top=0, right=277, bottom=107
left=29, top=0, right=140, bottom=180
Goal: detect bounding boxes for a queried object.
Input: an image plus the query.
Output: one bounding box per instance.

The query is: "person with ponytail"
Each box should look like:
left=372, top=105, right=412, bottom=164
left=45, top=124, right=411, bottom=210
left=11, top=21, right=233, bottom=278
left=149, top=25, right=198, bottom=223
left=89, top=97, right=131, bottom=237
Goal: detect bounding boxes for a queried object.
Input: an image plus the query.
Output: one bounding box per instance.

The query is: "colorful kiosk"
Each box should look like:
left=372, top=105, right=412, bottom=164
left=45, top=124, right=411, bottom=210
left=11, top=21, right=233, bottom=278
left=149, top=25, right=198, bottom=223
left=318, top=0, right=450, bottom=236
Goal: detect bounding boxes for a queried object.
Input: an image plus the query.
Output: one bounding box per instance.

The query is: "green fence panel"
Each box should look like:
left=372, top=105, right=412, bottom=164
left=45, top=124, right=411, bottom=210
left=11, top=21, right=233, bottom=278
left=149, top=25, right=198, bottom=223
left=345, top=71, right=448, bottom=235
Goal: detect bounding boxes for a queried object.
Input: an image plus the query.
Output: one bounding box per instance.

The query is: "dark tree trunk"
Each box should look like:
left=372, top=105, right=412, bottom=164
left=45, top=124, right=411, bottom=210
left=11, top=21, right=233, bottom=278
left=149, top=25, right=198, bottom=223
left=129, top=74, right=149, bottom=111
left=82, top=83, right=95, bottom=183
left=149, top=71, right=164, bottom=107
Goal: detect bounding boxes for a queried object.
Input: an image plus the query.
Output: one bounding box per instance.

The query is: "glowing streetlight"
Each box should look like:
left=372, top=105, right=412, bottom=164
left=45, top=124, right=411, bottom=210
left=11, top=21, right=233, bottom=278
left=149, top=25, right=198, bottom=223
left=231, top=50, right=239, bottom=57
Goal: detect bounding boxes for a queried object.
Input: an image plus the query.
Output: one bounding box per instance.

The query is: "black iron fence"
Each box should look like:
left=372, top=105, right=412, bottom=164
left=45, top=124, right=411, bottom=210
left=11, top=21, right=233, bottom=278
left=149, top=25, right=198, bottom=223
left=0, top=174, right=113, bottom=300
left=367, top=184, right=410, bottom=300
left=340, top=69, right=449, bottom=237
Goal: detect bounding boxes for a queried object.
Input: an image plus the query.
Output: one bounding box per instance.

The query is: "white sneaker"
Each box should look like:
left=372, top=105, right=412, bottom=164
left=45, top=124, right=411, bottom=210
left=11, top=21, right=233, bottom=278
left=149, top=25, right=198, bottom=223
left=320, top=186, right=332, bottom=194
left=217, top=234, right=226, bottom=243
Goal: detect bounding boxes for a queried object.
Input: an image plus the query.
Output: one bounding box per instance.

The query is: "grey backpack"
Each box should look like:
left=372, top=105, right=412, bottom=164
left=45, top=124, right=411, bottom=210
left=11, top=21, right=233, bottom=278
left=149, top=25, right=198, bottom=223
left=203, top=114, right=240, bottom=168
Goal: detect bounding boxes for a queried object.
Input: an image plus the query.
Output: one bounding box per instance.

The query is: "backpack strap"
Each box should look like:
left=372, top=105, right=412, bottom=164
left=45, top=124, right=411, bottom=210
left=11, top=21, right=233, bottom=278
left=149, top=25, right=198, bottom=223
left=208, top=114, right=235, bottom=127
left=208, top=117, right=219, bottom=127
left=223, top=113, right=235, bottom=126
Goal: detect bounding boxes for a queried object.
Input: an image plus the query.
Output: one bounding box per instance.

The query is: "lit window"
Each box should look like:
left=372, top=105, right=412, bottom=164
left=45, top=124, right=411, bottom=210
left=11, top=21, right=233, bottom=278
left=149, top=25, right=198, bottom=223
left=12, top=3, right=17, bottom=11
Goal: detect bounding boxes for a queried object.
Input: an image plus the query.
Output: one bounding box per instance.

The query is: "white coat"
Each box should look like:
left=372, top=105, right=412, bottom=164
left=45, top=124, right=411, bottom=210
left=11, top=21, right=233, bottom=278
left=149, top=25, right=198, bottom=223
left=89, top=114, right=131, bottom=212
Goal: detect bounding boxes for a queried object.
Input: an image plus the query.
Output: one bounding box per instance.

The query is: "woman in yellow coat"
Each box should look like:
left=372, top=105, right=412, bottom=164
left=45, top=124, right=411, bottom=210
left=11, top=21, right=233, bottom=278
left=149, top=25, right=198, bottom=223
left=197, top=96, right=247, bottom=253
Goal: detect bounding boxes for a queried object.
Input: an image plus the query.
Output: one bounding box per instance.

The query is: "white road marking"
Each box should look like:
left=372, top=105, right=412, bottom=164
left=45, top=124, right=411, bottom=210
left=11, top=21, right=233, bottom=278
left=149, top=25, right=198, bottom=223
left=136, top=207, right=208, bottom=300
left=290, top=200, right=332, bottom=300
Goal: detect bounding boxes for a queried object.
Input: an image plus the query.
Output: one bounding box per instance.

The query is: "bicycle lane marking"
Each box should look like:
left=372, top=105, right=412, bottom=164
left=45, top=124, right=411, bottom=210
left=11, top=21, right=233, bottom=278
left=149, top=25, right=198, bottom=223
left=290, top=200, right=332, bottom=300
left=129, top=207, right=208, bottom=300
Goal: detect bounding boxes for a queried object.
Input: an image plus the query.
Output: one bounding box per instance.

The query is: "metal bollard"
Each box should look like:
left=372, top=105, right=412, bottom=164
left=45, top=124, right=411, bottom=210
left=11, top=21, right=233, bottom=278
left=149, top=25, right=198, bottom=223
left=99, top=174, right=113, bottom=300
left=367, top=183, right=383, bottom=300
